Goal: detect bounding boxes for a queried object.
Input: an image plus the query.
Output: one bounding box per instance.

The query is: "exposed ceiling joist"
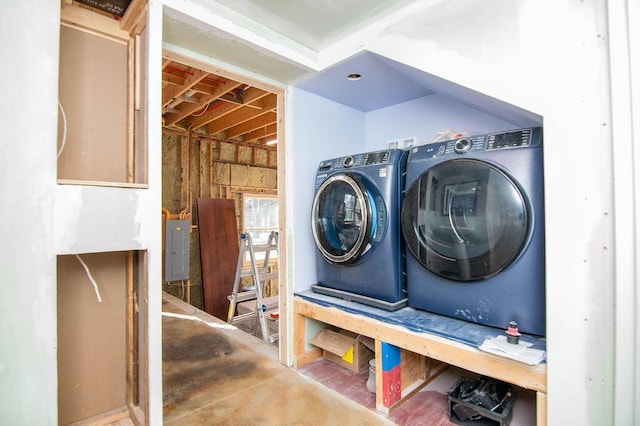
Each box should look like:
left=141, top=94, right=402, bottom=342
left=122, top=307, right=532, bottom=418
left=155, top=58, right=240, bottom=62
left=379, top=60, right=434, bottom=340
left=226, top=112, right=277, bottom=139
left=162, top=58, right=279, bottom=146
left=164, top=79, right=244, bottom=127
left=162, top=67, right=209, bottom=107
left=244, top=124, right=278, bottom=143
left=207, top=94, right=277, bottom=135
left=186, top=87, right=271, bottom=130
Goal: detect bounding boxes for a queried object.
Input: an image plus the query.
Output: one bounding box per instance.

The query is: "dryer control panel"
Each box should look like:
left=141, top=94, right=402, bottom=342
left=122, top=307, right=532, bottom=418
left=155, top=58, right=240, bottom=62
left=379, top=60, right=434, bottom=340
left=486, top=129, right=533, bottom=150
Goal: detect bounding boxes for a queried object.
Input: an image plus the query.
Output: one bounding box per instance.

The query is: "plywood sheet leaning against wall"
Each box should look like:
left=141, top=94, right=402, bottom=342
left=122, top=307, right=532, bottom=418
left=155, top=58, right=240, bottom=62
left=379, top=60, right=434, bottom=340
left=196, top=198, right=239, bottom=320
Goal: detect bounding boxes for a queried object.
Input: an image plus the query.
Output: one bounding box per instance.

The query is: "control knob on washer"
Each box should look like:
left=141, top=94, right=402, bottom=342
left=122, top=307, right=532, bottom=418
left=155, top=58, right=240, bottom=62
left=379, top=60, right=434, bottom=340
left=454, top=138, right=472, bottom=154
left=343, top=156, right=354, bottom=167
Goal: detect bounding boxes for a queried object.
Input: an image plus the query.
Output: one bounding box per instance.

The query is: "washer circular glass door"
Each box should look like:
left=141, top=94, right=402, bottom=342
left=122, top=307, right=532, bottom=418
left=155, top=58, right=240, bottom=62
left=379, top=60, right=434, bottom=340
left=402, top=159, right=529, bottom=281
left=312, top=173, right=372, bottom=264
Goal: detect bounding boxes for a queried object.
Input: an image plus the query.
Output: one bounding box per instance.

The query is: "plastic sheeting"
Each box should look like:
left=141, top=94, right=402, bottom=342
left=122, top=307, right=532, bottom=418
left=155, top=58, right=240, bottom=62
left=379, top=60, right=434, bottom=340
left=296, top=289, right=546, bottom=352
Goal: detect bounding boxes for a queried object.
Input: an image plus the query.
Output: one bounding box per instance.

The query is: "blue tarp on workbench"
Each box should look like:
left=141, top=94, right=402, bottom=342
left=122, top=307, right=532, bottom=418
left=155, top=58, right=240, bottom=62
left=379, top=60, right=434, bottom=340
left=295, top=289, right=546, bottom=352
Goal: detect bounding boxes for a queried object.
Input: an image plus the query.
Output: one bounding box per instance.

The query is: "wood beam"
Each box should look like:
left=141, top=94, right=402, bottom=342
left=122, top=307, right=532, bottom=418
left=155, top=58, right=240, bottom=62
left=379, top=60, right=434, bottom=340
left=185, top=87, right=270, bottom=131
left=162, top=68, right=209, bottom=107
left=120, top=0, right=147, bottom=34
left=226, top=113, right=277, bottom=139
left=243, top=123, right=277, bottom=143
left=162, top=72, right=184, bottom=86
left=164, top=80, right=244, bottom=127
left=207, top=94, right=277, bottom=136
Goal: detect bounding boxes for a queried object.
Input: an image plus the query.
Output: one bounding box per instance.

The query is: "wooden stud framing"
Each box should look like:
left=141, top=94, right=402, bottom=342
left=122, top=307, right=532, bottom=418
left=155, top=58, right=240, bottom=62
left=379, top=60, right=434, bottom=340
left=180, top=135, right=186, bottom=210
left=127, top=38, right=135, bottom=183
left=120, top=0, right=148, bottom=35
left=537, top=392, right=547, bottom=426
left=209, top=142, right=214, bottom=198
left=126, top=251, right=135, bottom=408
left=133, top=32, right=147, bottom=185
left=56, top=179, right=148, bottom=188
left=61, top=3, right=130, bottom=40
left=275, top=91, right=286, bottom=363
left=161, top=129, right=277, bottom=166
left=187, top=134, right=192, bottom=213
left=136, top=251, right=150, bottom=421
left=71, top=406, right=131, bottom=425
left=199, top=141, right=206, bottom=199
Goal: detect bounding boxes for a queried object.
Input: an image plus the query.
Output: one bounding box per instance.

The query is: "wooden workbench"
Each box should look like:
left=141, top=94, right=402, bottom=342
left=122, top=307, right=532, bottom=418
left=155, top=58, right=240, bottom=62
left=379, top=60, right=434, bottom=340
left=293, top=296, right=547, bottom=424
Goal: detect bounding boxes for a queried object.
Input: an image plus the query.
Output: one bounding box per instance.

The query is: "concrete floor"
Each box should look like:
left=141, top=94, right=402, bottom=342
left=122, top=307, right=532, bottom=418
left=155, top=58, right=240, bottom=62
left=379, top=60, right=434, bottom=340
left=162, top=292, right=394, bottom=425
left=162, top=292, right=535, bottom=425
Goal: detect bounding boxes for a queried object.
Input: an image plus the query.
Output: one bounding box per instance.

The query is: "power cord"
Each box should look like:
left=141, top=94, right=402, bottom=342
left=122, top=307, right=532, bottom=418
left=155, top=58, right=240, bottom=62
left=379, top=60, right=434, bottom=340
left=57, top=101, right=67, bottom=158
left=75, top=254, right=103, bottom=303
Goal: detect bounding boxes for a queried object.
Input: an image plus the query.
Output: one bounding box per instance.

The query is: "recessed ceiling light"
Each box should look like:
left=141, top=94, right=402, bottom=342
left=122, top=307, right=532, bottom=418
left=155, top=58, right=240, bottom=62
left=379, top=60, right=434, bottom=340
left=347, top=73, right=362, bottom=81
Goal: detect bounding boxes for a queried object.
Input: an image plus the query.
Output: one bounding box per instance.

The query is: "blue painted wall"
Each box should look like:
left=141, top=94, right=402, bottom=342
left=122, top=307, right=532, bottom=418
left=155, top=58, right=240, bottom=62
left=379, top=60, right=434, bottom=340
left=288, top=88, right=365, bottom=292
left=364, top=93, right=519, bottom=151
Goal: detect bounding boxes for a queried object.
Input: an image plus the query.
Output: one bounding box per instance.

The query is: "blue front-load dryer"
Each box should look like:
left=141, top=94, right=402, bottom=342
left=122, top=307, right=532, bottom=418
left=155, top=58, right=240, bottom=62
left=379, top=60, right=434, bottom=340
left=401, top=128, right=546, bottom=336
left=311, top=149, right=408, bottom=311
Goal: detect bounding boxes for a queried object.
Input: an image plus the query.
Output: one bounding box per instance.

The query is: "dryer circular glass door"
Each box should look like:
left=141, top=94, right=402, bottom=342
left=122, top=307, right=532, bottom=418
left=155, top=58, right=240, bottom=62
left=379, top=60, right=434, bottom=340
left=402, top=159, right=529, bottom=281
left=312, top=173, right=374, bottom=264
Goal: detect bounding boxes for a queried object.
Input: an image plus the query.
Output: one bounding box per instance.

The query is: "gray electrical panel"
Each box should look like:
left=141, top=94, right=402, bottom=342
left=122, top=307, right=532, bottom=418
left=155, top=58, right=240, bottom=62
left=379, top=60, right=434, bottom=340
left=164, top=220, right=190, bottom=281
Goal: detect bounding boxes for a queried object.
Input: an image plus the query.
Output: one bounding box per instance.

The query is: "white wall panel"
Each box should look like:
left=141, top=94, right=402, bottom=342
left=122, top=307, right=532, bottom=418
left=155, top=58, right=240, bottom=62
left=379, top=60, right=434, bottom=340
left=0, top=1, right=60, bottom=424
left=608, top=0, right=640, bottom=424
left=54, top=185, right=152, bottom=254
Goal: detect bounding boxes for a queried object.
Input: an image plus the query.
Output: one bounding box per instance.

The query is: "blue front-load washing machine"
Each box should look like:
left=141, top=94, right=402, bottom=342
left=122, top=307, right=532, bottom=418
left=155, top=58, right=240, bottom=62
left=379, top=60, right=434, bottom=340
left=401, top=128, right=545, bottom=335
left=311, top=149, right=408, bottom=311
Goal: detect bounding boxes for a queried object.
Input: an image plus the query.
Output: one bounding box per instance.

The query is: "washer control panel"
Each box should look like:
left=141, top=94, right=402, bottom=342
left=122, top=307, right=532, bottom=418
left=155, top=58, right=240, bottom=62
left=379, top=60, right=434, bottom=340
left=340, top=154, right=363, bottom=168
left=340, top=150, right=391, bottom=167
left=362, top=150, right=390, bottom=166
left=318, top=150, right=392, bottom=171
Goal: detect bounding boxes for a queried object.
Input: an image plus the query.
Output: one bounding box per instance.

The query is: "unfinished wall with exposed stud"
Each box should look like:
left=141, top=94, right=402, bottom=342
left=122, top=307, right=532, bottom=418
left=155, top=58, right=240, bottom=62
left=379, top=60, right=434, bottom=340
left=162, top=130, right=278, bottom=309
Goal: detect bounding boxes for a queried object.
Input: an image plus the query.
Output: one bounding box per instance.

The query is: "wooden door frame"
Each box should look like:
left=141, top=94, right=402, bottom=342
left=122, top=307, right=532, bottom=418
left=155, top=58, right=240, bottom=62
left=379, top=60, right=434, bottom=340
left=160, top=49, right=288, bottom=363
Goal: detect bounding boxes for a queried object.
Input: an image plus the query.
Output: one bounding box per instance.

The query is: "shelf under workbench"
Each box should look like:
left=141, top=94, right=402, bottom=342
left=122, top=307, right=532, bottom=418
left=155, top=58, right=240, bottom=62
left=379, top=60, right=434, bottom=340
left=293, top=291, right=547, bottom=425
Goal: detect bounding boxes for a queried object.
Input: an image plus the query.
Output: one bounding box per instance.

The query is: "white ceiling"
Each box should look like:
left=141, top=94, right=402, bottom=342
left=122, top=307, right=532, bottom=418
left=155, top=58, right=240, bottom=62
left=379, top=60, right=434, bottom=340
left=163, top=0, right=541, bottom=125
left=208, top=0, right=419, bottom=51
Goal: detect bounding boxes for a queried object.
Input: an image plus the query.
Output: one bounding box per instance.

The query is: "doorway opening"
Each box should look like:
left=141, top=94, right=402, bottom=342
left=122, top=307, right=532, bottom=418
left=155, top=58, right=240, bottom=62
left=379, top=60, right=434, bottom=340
left=160, top=52, right=285, bottom=355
